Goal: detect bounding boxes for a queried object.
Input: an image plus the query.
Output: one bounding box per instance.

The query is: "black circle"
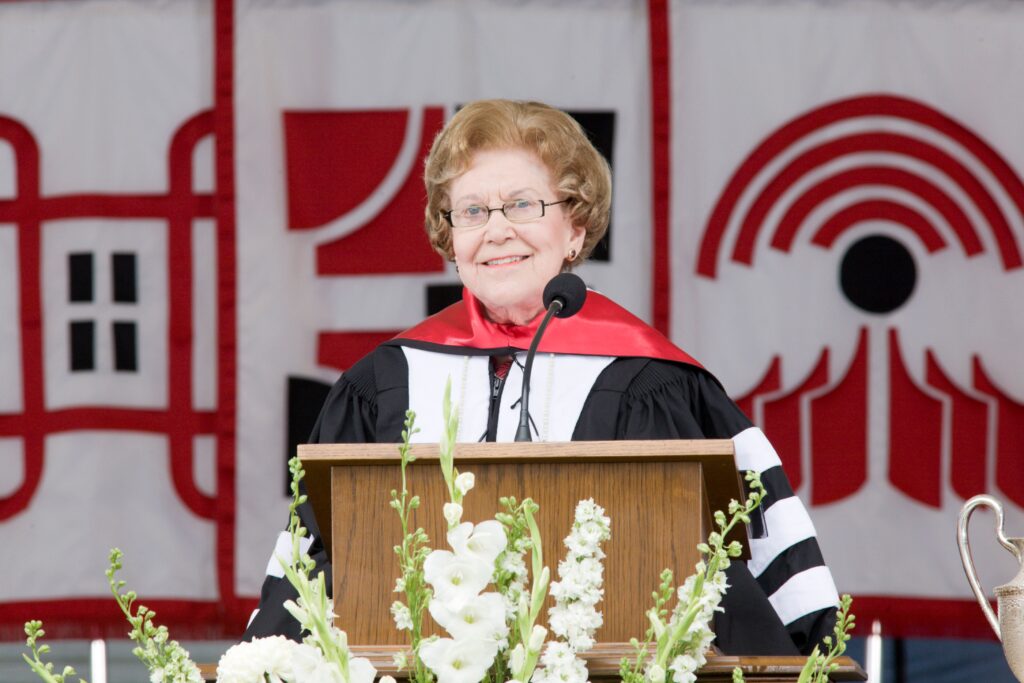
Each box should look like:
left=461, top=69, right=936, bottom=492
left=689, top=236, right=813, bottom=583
left=839, top=235, right=917, bottom=313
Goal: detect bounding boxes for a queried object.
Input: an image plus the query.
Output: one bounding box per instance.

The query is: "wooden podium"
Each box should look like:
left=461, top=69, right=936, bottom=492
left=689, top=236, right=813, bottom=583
left=296, top=439, right=866, bottom=682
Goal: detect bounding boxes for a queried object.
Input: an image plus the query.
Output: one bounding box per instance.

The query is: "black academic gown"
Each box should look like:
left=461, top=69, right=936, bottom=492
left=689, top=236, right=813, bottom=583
left=244, top=291, right=837, bottom=656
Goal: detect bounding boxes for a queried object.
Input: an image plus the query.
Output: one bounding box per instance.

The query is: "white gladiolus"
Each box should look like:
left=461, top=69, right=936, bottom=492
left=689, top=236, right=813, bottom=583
left=346, top=657, right=378, bottom=683
left=646, top=663, right=667, bottom=683
left=447, top=520, right=508, bottom=568
left=429, top=592, right=510, bottom=643
left=424, top=550, right=492, bottom=611
left=289, top=642, right=345, bottom=683
left=668, top=654, right=700, bottom=683
left=419, top=637, right=500, bottom=683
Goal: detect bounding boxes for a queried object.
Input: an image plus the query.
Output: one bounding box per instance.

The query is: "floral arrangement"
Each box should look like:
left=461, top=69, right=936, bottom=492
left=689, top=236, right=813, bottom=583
left=21, top=382, right=855, bottom=683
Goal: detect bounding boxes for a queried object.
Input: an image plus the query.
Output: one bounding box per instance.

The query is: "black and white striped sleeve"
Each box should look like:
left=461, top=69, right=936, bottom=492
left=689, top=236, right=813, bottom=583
left=604, top=359, right=839, bottom=654
left=732, top=425, right=840, bottom=653
left=243, top=350, right=390, bottom=640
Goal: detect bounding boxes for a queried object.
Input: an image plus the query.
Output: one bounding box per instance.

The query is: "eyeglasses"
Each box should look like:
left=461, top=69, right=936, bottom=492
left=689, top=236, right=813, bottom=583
left=443, top=198, right=570, bottom=229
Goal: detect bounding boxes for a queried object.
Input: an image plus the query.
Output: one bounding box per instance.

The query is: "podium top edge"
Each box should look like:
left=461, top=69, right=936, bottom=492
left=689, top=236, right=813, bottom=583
left=298, top=439, right=735, bottom=462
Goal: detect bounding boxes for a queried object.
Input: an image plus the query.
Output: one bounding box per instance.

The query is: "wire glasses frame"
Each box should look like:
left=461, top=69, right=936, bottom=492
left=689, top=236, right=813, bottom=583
left=443, top=198, right=570, bottom=229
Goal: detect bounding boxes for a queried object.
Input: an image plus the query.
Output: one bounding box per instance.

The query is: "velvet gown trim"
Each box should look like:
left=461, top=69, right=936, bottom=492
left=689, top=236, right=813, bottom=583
left=389, top=287, right=703, bottom=368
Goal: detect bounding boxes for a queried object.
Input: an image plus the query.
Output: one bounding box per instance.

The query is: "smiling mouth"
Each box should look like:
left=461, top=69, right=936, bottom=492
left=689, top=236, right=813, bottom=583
left=484, top=255, right=529, bottom=266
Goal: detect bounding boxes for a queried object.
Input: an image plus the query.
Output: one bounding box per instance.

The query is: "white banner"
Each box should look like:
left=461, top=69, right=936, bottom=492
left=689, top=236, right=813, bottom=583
left=0, top=0, right=218, bottom=637
left=673, top=0, right=1024, bottom=635
left=232, top=0, right=656, bottom=596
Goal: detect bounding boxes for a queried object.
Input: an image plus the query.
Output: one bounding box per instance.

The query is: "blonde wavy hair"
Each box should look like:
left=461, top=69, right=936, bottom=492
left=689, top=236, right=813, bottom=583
left=423, top=99, right=611, bottom=267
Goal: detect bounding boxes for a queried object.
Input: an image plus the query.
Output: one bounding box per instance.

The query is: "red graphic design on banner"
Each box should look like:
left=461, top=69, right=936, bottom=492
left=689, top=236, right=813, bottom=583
left=704, top=94, right=1024, bottom=510
left=283, top=107, right=447, bottom=371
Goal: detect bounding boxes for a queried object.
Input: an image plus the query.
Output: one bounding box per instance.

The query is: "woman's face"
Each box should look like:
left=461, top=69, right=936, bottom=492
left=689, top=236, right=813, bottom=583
left=449, top=148, right=585, bottom=325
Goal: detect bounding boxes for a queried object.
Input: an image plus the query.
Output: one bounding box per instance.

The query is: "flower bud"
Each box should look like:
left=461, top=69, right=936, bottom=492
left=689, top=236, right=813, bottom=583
left=443, top=502, right=463, bottom=526
left=529, top=624, right=548, bottom=651
left=509, top=643, right=526, bottom=672
left=455, top=472, right=475, bottom=496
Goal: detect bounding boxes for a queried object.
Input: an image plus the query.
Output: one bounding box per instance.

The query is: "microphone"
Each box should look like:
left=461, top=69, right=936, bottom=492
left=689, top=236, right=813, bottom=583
left=514, top=273, right=588, bottom=441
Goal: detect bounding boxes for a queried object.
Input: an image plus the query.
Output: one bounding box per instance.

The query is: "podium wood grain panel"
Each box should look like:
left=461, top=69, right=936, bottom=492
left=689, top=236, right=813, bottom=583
left=304, top=441, right=740, bottom=647
left=331, top=459, right=705, bottom=644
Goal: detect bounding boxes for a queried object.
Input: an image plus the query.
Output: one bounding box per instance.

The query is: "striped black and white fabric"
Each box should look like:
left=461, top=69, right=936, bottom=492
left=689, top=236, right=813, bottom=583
left=245, top=344, right=838, bottom=654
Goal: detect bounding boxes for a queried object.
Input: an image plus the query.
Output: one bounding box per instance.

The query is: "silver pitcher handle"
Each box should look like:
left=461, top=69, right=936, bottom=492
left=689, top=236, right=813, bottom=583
left=957, top=494, right=1016, bottom=639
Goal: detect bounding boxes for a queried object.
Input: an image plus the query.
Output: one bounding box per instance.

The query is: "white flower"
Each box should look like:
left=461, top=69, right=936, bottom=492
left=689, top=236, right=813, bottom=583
left=545, top=499, right=610, bottom=656
left=668, top=654, right=699, bottom=683
left=539, top=641, right=573, bottom=669
left=508, top=644, right=526, bottom=673
left=379, top=677, right=397, bottom=683
left=424, top=549, right=492, bottom=610
left=429, top=592, right=510, bottom=643
left=391, top=600, right=413, bottom=630
left=447, top=520, right=508, bottom=568
left=455, top=472, right=475, bottom=496
left=393, top=577, right=406, bottom=593
left=290, top=643, right=345, bottom=683
left=531, top=644, right=588, bottom=683
left=216, top=636, right=298, bottom=683
left=444, top=502, right=464, bottom=526
left=646, top=663, right=666, bottom=683
left=528, top=624, right=548, bottom=651
left=419, top=637, right=500, bottom=683
left=347, top=657, right=377, bottom=683
left=499, top=551, right=527, bottom=578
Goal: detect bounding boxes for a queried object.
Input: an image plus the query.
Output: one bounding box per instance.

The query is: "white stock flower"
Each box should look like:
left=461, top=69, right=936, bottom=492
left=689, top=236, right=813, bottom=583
left=545, top=499, right=610, bottom=656
left=444, top=502, right=464, bottom=526
left=429, top=592, right=510, bottom=643
left=216, top=636, right=298, bottom=683
left=391, top=600, right=413, bottom=630
left=424, top=550, right=492, bottom=610
left=379, top=677, right=398, bottom=683
left=500, top=551, right=527, bottom=578
left=455, top=472, right=475, bottom=496
left=419, top=637, right=500, bottom=683
left=447, top=520, right=508, bottom=568
left=533, top=641, right=589, bottom=683
left=668, top=654, right=699, bottom=683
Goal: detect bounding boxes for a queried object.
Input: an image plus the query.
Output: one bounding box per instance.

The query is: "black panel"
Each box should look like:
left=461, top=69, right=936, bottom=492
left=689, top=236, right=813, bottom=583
left=69, top=320, right=95, bottom=371
left=112, top=252, right=137, bottom=303
left=566, top=110, right=616, bottom=262
left=113, top=321, right=137, bottom=372
left=286, top=376, right=333, bottom=495
left=426, top=283, right=463, bottom=316
left=68, top=253, right=93, bottom=303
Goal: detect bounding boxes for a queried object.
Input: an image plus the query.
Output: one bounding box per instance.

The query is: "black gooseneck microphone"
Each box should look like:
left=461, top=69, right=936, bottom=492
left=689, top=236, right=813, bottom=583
left=514, top=273, right=588, bottom=441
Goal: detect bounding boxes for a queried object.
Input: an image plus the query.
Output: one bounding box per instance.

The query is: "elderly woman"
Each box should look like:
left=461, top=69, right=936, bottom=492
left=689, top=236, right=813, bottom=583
left=246, top=100, right=838, bottom=656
